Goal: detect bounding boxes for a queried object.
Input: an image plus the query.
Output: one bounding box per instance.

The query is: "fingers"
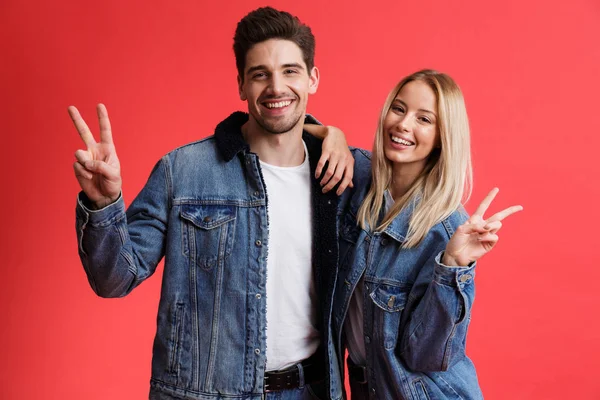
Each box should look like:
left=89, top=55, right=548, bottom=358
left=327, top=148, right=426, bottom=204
left=477, top=233, right=499, bottom=243
left=459, top=219, right=503, bottom=236
left=319, top=153, right=340, bottom=187
left=483, top=220, right=502, bottom=234
left=456, top=221, right=498, bottom=245
left=97, top=103, right=113, bottom=144
left=315, top=151, right=329, bottom=180
left=81, top=159, right=120, bottom=180
left=335, top=159, right=355, bottom=196
left=472, top=187, right=500, bottom=218
left=74, top=149, right=92, bottom=164
left=456, top=222, right=488, bottom=235
left=73, top=161, right=93, bottom=180
left=486, top=205, right=524, bottom=223
left=321, top=155, right=342, bottom=193
left=68, top=105, right=96, bottom=148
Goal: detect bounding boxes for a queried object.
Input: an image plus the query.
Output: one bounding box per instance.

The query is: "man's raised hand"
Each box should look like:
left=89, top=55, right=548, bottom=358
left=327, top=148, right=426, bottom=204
left=69, top=104, right=122, bottom=209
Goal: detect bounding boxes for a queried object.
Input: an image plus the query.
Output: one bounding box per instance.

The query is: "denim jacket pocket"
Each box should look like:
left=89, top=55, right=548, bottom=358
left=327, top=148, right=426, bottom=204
left=369, top=283, right=408, bottom=350
left=180, top=204, right=237, bottom=270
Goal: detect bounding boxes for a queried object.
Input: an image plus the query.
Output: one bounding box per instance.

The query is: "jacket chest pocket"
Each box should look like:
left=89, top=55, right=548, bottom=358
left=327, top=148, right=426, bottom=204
left=180, top=204, right=237, bottom=270
left=368, top=283, right=408, bottom=350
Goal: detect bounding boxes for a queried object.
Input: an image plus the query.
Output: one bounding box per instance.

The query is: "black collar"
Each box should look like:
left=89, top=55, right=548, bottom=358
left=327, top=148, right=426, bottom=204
left=214, top=111, right=250, bottom=162
left=214, top=111, right=322, bottom=162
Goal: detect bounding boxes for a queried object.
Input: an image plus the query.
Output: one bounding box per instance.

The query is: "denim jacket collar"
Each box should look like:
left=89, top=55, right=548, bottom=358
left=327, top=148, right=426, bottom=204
left=214, top=111, right=322, bottom=162
left=382, top=196, right=419, bottom=243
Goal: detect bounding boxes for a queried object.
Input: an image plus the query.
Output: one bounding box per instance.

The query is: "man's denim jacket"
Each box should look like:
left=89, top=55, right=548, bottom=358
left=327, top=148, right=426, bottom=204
left=334, top=149, right=483, bottom=399
left=75, top=112, right=343, bottom=400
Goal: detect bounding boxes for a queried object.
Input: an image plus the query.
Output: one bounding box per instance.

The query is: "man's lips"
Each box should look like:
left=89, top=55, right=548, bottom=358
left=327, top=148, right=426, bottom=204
left=262, top=99, right=293, bottom=109
left=260, top=99, right=295, bottom=115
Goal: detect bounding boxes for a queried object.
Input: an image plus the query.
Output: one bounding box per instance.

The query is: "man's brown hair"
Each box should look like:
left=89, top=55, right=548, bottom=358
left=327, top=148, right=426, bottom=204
left=233, top=7, right=315, bottom=81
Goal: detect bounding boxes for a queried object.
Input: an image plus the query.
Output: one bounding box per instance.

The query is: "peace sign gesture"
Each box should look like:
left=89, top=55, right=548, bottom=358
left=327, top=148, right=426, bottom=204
left=69, top=104, right=122, bottom=209
left=442, top=188, right=523, bottom=267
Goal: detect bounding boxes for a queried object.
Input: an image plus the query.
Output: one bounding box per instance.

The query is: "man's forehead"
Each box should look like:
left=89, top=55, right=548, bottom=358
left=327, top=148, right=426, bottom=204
left=244, top=39, right=307, bottom=72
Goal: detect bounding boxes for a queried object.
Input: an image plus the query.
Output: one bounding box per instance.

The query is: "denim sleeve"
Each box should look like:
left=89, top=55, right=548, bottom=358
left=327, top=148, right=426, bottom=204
left=75, top=157, right=170, bottom=298
left=398, top=249, right=476, bottom=372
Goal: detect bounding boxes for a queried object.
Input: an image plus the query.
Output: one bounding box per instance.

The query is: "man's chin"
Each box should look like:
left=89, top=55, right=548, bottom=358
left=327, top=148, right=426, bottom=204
left=258, top=116, right=302, bottom=135
left=263, top=126, right=294, bottom=135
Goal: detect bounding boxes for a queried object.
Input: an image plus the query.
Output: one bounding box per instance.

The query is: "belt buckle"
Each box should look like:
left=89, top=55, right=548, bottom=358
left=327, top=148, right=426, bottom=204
left=264, top=373, right=282, bottom=393
left=264, top=374, right=273, bottom=393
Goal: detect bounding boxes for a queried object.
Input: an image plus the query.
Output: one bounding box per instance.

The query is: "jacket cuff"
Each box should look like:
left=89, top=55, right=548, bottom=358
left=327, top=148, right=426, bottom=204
left=433, top=251, right=476, bottom=288
left=76, top=191, right=125, bottom=227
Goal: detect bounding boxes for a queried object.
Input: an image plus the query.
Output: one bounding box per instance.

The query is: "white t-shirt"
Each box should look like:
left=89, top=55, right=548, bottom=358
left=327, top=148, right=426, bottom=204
left=345, top=190, right=395, bottom=365
left=260, top=141, right=319, bottom=371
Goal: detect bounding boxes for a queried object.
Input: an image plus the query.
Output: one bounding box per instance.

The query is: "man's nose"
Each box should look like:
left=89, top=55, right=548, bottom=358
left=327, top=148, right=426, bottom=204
left=267, top=72, right=286, bottom=95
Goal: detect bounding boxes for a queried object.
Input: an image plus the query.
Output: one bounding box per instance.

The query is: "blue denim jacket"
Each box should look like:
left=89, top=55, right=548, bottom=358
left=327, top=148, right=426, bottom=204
left=334, top=149, right=483, bottom=399
left=75, top=112, right=343, bottom=400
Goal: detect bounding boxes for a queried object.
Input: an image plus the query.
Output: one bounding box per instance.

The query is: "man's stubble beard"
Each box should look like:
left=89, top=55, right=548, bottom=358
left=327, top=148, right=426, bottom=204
left=253, top=100, right=305, bottom=135
left=256, top=113, right=304, bottom=135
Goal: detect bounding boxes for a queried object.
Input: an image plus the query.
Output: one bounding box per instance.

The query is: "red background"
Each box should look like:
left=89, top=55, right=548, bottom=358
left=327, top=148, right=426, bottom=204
left=1, top=0, right=599, bottom=398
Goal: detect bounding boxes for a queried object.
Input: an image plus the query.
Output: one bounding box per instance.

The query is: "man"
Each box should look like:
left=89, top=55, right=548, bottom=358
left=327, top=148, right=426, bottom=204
left=70, top=7, right=352, bottom=400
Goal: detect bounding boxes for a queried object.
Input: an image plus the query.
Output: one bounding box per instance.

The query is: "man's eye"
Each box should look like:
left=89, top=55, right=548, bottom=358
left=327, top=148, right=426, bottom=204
left=253, top=73, right=267, bottom=79
left=284, top=69, right=298, bottom=74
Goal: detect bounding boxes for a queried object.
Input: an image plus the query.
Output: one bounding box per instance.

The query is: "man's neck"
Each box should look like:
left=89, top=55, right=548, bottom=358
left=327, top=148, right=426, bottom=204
left=242, top=119, right=305, bottom=167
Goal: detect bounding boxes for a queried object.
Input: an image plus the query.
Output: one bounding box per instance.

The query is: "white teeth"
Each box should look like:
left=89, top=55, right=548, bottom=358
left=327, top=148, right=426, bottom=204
left=391, top=136, right=414, bottom=146
left=265, top=100, right=292, bottom=109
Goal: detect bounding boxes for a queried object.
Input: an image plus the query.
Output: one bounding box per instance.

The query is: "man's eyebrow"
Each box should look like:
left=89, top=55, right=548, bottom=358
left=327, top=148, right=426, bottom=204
left=246, top=65, right=267, bottom=75
left=282, top=63, right=305, bottom=70
left=393, top=99, right=437, bottom=116
left=246, top=63, right=306, bottom=76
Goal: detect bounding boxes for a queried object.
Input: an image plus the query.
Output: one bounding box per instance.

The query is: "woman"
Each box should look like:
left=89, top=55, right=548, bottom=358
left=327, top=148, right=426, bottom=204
left=309, top=69, right=522, bottom=399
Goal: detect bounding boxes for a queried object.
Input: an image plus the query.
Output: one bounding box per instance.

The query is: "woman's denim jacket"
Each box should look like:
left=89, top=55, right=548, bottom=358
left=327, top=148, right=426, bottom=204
left=334, top=149, right=483, bottom=399
left=75, top=112, right=343, bottom=400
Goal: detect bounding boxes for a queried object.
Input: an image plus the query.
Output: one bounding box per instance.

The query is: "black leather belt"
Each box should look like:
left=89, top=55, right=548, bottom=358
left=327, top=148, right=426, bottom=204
left=264, top=352, right=325, bottom=392
left=347, top=358, right=368, bottom=384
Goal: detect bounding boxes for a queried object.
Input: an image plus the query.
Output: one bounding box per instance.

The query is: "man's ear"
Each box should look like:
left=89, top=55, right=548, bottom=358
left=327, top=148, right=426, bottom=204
left=308, top=66, right=320, bottom=95
left=237, top=75, right=247, bottom=101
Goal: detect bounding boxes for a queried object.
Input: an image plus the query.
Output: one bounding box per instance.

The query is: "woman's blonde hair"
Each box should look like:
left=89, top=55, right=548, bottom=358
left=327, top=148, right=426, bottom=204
left=357, top=69, right=472, bottom=248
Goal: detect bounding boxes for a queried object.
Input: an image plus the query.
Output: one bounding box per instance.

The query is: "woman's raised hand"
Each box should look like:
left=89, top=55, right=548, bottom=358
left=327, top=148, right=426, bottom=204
left=443, top=188, right=523, bottom=266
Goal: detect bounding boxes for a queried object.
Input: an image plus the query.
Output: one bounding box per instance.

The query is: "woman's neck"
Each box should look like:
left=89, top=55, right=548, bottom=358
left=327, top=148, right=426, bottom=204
left=389, top=162, right=425, bottom=200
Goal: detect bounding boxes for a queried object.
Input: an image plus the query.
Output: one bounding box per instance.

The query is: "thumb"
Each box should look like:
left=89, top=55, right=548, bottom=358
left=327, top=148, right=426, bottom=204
left=456, top=222, right=488, bottom=235
left=84, top=160, right=119, bottom=180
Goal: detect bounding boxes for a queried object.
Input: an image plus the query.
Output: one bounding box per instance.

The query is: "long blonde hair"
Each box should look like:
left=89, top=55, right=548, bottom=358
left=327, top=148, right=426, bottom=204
left=357, top=70, right=472, bottom=248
